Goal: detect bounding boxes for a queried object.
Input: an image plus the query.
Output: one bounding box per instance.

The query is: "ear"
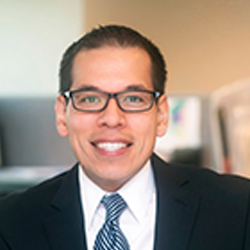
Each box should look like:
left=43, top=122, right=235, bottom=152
left=156, top=94, right=169, bottom=137
left=55, top=95, right=69, bottom=137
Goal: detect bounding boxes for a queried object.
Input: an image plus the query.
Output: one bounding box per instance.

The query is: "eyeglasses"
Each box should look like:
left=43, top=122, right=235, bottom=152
left=62, top=89, right=161, bottom=112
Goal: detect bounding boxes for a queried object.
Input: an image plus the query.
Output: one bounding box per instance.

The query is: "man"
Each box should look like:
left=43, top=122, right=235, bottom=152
left=0, top=25, right=249, bottom=250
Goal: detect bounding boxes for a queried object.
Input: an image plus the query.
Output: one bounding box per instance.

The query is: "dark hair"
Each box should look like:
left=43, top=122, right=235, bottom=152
left=59, top=24, right=167, bottom=93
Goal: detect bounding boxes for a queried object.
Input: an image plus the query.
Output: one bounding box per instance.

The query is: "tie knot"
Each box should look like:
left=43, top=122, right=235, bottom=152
left=101, top=193, right=127, bottom=222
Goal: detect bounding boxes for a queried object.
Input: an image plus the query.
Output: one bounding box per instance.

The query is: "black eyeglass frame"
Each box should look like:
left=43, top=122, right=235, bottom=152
left=61, top=89, right=162, bottom=113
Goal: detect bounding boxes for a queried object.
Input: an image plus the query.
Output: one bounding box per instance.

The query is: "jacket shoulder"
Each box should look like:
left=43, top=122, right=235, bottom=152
left=152, top=153, right=250, bottom=197
left=0, top=165, right=77, bottom=221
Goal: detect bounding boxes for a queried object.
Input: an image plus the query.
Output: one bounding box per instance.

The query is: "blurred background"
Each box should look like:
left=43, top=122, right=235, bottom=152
left=0, top=0, right=250, bottom=194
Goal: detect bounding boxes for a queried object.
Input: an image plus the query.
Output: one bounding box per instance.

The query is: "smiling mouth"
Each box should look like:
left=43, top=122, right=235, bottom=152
left=93, top=142, right=132, bottom=151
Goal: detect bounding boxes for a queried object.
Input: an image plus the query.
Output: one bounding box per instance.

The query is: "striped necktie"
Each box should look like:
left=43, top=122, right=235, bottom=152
left=93, top=193, right=130, bottom=250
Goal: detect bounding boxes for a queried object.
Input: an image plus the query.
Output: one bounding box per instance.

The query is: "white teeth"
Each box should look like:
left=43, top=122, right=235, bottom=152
left=96, top=142, right=127, bottom=151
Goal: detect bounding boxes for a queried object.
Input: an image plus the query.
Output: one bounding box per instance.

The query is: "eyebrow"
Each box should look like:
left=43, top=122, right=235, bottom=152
left=73, top=84, right=150, bottom=92
left=125, top=84, right=150, bottom=91
left=73, top=85, right=98, bottom=91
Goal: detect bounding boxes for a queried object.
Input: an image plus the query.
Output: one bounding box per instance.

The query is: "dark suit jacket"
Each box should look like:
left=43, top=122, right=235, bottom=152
left=0, top=153, right=250, bottom=250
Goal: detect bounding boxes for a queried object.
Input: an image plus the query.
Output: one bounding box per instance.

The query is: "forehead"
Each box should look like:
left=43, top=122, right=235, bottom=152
left=73, top=45, right=151, bottom=69
left=71, top=46, right=153, bottom=91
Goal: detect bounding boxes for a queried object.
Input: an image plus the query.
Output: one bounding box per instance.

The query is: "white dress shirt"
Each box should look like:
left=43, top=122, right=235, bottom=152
left=78, top=161, right=156, bottom=250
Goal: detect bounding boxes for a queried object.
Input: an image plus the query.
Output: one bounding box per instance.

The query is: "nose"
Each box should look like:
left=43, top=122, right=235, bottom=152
left=97, top=97, right=126, bottom=128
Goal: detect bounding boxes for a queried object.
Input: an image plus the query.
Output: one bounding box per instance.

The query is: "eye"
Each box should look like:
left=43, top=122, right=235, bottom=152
left=80, top=96, right=100, bottom=103
left=75, top=92, right=103, bottom=104
left=125, top=95, right=144, bottom=103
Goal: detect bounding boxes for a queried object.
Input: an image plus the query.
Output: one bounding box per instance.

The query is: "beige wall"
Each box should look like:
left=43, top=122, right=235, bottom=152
left=84, top=0, right=250, bottom=94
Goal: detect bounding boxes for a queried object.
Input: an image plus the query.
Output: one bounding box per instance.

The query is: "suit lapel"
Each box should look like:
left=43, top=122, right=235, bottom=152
left=43, top=165, right=87, bottom=250
left=152, top=154, right=201, bottom=250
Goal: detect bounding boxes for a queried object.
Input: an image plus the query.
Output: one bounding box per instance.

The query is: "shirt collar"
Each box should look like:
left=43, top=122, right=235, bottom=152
left=78, top=160, right=155, bottom=228
left=78, top=167, right=106, bottom=230
left=118, top=161, right=155, bottom=224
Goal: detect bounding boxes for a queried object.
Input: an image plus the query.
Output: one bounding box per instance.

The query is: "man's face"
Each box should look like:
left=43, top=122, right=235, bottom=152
left=55, top=46, right=169, bottom=191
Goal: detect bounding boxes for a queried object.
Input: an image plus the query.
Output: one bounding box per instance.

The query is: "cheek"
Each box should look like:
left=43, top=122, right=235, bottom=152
left=66, top=112, right=94, bottom=139
left=65, top=114, right=96, bottom=160
left=129, top=114, right=158, bottom=142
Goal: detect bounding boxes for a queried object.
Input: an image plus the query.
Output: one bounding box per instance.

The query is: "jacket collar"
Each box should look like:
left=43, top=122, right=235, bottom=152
left=151, top=153, right=201, bottom=250
left=43, top=164, right=87, bottom=250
